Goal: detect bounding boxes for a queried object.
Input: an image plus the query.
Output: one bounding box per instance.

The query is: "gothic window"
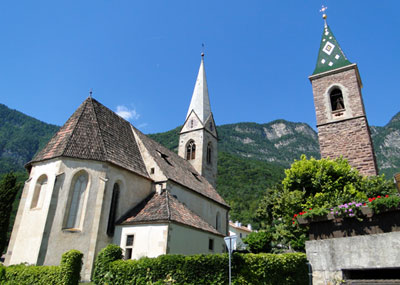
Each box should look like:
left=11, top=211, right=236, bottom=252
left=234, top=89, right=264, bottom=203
left=107, top=183, right=120, bottom=236
left=216, top=211, right=221, bottom=231
left=190, top=119, right=194, bottom=128
left=207, top=142, right=212, bottom=164
left=186, top=140, right=196, bottom=160
left=31, top=174, right=47, bottom=209
left=330, top=88, right=345, bottom=111
left=209, top=122, right=213, bottom=131
left=209, top=238, right=214, bottom=251
left=65, top=171, right=89, bottom=229
left=124, top=234, right=134, bottom=260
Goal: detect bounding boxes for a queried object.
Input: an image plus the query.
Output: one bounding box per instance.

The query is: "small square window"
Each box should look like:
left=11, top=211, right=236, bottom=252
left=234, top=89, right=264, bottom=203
left=126, top=235, right=134, bottom=246
left=209, top=238, right=214, bottom=251
left=150, top=168, right=155, bottom=174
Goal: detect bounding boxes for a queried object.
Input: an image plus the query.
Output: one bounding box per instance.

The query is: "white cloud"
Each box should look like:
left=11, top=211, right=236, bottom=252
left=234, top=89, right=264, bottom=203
left=116, top=105, right=140, bottom=121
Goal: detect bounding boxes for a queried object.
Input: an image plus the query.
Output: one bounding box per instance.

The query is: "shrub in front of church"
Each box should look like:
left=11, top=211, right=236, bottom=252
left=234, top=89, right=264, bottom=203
left=60, top=249, right=83, bottom=285
left=93, top=245, right=308, bottom=284
left=1, top=249, right=83, bottom=285
left=92, top=244, right=123, bottom=284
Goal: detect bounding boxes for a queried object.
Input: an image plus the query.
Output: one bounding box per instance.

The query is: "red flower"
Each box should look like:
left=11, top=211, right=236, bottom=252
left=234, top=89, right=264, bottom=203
left=372, top=197, right=376, bottom=200
left=294, top=214, right=298, bottom=217
left=309, top=208, right=312, bottom=210
left=363, top=203, right=366, bottom=206
left=368, top=198, right=373, bottom=202
left=385, top=195, right=389, bottom=198
left=377, top=196, right=381, bottom=198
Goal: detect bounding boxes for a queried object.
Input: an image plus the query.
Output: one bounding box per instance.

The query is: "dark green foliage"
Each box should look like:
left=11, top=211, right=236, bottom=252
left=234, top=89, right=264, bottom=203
left=148, top=126, right=181, bottom=152
left=256, top=156, right=397, bottom=252
left=368, top=195, right=400, bottom=214
left=93, top=245, right=308, bottom=285
left=217, top=152, right=285, bottom=228
left=92, top=244, right=123, bottom=284
left=0, top=172, right=20, bottom=254
left=1, top=249, right=83, bottom=285
left=0, top=264, right=5, bottom=281
left=242, top=231, right=272, bottom=253
left=60, top=250, right=83, bottom=285
left=0, top=103, right=59, bottom=175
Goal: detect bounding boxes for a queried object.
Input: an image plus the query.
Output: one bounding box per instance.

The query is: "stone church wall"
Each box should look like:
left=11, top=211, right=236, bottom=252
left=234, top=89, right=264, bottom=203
left=318, top=117, right=377, bottom=176
left=168, top=181, right=228, bottom=236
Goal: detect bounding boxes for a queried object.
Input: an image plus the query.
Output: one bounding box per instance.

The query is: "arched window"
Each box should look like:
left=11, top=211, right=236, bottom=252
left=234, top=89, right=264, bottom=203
left=31, top=175, right=47, bottom=209
left=66, top=171, right=89, bottom=229
left=209, top=122, right=213, bottom=131
left=207, top=142, right=212, bottom=164
left=216, top=211, right=221, bottom=231
left=330, top=88, right=345, bottom=111
left=107, top=183, right=120, bottom=236
left=186, top=140, right=196, bottom=160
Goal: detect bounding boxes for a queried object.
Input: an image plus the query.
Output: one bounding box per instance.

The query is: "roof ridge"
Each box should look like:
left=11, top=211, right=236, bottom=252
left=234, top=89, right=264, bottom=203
left=166, top=191, right=171, bottom=221
left=61, top=98, right=89, bottom=157
left=89, top=98, right=108, bottom=160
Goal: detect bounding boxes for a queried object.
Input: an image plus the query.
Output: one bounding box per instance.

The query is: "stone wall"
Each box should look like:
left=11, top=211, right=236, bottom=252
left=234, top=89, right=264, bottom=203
left=306, top=232, right=400, bottom=285
left=318, top=117, right=378, bottom=176
left=310, top=64, right=378, bottom=176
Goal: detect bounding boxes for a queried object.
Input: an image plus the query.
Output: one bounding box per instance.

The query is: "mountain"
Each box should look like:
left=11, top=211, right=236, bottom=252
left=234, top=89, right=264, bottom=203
left=371, top=112, right=400, bottom=178
left=1, top=102, right=400, bottom=228
left=0, top=104, right=59, bottom=174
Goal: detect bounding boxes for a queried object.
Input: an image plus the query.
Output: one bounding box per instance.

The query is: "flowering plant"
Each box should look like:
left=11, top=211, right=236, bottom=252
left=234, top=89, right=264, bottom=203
left=329, top=201, right=364, bottom=220
left=367, top=194, right=400, bottom=214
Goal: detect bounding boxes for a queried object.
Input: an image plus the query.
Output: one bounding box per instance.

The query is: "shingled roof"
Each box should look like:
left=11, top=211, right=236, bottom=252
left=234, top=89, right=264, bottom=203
left=30, top=97, right=149, bottom=178
left=119, top=191, right=224, bottom=236
left=133, top=127, right=229, bottom=208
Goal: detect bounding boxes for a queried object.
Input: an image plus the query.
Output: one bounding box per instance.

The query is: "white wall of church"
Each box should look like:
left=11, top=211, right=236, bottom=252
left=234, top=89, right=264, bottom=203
left=168, top=181, right=228, bottom=236
left=7, top=159, right=61, bottom=265
left=168, top=223, right=225, bottom=254
left=114, top=224, right=168, bottom=259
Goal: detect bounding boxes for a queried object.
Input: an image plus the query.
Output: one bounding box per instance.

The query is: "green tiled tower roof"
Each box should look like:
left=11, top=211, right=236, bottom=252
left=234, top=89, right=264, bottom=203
left=312, top=21, right=352, bottom=75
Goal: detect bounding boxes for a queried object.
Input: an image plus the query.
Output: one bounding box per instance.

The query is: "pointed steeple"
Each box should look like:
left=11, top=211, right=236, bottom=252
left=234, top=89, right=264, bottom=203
left=186, top=54, right=212, bottom=123
left=312, top=16, right=352, bottom=75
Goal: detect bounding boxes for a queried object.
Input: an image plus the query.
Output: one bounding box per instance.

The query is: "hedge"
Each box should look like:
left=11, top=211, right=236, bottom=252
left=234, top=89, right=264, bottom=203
left=93, top=244, right=308, bottom=285
left=0, top=249, right=83, bottom=285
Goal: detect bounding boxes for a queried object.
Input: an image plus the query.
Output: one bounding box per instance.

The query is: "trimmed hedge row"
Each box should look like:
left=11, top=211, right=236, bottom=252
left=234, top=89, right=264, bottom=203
left=0, top=250, right=83, bottom=285
left=93, top=245, right=308, bottom=284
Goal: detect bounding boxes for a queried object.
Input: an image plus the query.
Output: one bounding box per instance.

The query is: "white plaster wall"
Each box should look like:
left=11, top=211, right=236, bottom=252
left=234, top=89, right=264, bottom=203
left=114, top=224, right=168, bottom=259
left=168, top=223, right=225, bottom=254
left=168, top=181, right=228, bottom=236
left=229, top=227, right=250, bottom=250
left=8, top=159, right=61, bottom=265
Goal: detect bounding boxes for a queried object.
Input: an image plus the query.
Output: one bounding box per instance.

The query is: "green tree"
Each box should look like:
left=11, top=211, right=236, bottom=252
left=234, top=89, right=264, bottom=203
left=242, top=231, right=273, bottom=253
left=0, top=172, right=20, bottom=254
left=256, top=155, right=396, bottom=251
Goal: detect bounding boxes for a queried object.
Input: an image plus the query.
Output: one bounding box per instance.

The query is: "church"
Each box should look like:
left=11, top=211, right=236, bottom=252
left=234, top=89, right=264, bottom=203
left=4, top=55, right=229, bottom=281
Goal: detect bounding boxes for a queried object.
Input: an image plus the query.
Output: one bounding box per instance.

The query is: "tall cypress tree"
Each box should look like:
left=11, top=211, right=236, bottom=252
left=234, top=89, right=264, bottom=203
left=0, top=172, right=20, bottom=254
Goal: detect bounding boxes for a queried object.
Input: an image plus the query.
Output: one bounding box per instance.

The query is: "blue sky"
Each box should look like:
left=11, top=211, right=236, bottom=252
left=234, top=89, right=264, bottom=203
left=0, top=1, right=399, bottom=134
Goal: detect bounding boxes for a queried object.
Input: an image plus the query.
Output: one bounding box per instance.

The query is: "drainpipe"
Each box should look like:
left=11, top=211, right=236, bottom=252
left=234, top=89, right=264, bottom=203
left=307, top=262, right=313, bottom=285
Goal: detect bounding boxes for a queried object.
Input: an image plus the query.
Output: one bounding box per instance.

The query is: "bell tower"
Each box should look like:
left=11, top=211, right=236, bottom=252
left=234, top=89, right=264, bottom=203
left=178, top=54, right=218, bottom=187
left=309, top=14, right=378, bottom=176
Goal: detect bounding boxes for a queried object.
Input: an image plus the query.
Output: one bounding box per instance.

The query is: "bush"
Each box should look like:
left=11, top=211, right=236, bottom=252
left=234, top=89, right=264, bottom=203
left=60, top=250, right=83, bottom=285
left=92, top=244, right=123, bottom=284
left=2, top=249, right=83, bottom=285
left=93, top=245, right=308, bottom=285
left=242, top=231, right=272, bottom=253
left=0, top=264, right=6, bottom=281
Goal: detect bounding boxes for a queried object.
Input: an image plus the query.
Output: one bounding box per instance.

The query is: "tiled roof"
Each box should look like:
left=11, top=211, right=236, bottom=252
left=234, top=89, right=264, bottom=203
left=119, top=191, right=223, bottom=236
left=133, top=127, right=229, bottom=208
left=30, top=97, right=149, bottom=178
left=229, top=222, right=252, bottom=233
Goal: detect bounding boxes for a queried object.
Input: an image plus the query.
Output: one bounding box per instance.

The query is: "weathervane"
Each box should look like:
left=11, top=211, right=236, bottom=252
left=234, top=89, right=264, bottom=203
left=89, top=88, right=93, bottom=98
left=201, top=43, right=205, bottom=57
left=320, top=5, right=328, bottom=26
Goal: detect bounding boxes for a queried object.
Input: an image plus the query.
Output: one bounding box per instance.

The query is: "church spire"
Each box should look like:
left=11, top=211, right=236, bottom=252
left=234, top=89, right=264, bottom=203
left=185, top=54, right=212, bottom=123
left=312, top=14, right=352, bottom=75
